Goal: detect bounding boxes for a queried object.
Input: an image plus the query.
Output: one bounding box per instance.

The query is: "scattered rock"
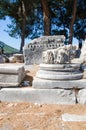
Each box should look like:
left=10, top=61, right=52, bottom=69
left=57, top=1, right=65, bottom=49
left=34, top=103, right=42, bottom=107
left=13, top=53, right=24, bottom=63
left=9, top=56, right=16, bottom=63
left=62, top=113, right=86, bottom=121
left=2, top=55, right=9, bottom=63
left=7, top=103, right=14, bottom=107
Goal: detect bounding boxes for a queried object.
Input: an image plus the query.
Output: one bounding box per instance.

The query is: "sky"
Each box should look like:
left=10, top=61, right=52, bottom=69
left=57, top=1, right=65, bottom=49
left=0, top=17, right=79, bottom=50
left=0, top=17, right=29, bottom=50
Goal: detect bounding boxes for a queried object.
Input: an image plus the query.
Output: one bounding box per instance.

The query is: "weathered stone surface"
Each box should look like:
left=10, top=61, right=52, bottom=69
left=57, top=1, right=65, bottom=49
left=0, top=55, right=4, bottom=63
left=33, top=78, right=86, bottom=89
left=62, top=113, right=86, bottom=121
left=0, top=64, right=24, bottom=73
left=0, top=55, right=9, bottom=63
left=9, top=56, right=16, bottom=63
left=37, top=69, right=82, bottom=75
left=13, top=54, right=24, bottom=63
left=23, top=35, right=65, bottom=64
left=40, top=63, right=81, bottom=71
left=80, top=39, right=86, bottom=60
left=42, top=45, right=77, bottom=64
left=0, top=64, right=25, bottom=87
left=36, top=70, right=83, bottom=80
left=81, top=65, right=86, bottom=79
left=2, top=55, right=9, bottom=63
left=77, top=89, right=86, bottom=104
left=0, top=88, right=76, bottom=104
left=33, top=63, right=85, bottom=89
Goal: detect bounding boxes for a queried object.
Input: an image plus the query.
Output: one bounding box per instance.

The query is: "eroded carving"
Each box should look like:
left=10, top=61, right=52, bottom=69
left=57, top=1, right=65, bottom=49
left=42, top=45, right=77, bottom=64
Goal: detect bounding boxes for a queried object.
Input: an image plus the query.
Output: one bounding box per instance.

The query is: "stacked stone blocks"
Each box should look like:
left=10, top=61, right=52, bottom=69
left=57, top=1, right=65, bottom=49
left=23, top=35, right=65, bottom=64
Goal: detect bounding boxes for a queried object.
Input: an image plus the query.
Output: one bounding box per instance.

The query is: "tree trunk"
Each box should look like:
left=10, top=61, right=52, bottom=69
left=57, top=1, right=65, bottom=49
left=20, top=18, right=26, bottom=52
left=78, top=39, right=82, bottom=49
left=41, top=0, right=51, bottom=35
left=20, top=0, right=26, bottom=52
left=69, top=0, right=77, bottom=44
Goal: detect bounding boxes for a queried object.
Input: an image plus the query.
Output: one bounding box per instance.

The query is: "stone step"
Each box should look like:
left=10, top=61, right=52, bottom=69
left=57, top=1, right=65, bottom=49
left=0, top=87, right=75, bottom=104
left=40, top=63, right=81, bottom=71
left=37, top=69, right=81, bottom=75
left=33, top=78, right=86, bottom=89
left=36, top=70, right=83, bottom=80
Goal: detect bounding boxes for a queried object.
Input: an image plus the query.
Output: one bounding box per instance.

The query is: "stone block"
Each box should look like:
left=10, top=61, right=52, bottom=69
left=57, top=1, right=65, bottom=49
left=13, top=54, right=24, bottom=63
left=62, top=113, right=86, bottom=121
left=77, top=89, right=86, bottom=104
left=33, top=63, right=86, bottom=89
left=23, top=35, right=65, bottom=64
left=0, top=64, right=25, bottom=87
left=36, top=70, right=83, bottom=80
left=0, top=88, right=76, bottom=104
left=82, top=66, right=86, bottom=79
left=33, top=78, right=86, bottom=89
left=40, top=63, right=81, bottom=71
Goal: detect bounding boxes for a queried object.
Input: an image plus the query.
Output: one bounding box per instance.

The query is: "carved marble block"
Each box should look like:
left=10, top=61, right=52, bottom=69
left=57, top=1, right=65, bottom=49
left=42, top=45, right=77, bottom=64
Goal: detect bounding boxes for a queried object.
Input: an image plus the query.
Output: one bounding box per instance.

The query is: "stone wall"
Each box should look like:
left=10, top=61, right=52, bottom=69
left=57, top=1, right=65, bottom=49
left=23, top=35, right=65, bottom=64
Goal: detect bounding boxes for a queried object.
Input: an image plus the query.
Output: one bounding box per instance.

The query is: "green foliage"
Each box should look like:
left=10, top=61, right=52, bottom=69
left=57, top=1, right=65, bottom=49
left=0, top=0, right=86, bottom=47
left=74, top=0, right=86, bottom=40
left=50, top=0, right=86, bottom=41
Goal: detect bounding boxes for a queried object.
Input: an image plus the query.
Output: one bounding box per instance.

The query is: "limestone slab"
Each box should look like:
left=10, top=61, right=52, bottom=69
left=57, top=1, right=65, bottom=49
left=0, top=64, right=25, bottom=87
left=33, top=78, right=86, bottom=89
left=0, top=64, right=24, bottom=73
left=62, top=113, right=86, bottom=121
left=0, top=88, right=76, bottom=104
left=77, top=89, right=86, bottom=104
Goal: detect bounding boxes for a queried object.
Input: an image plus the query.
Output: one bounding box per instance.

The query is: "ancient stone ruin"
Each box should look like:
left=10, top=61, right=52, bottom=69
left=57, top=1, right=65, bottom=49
left=23, top=35, right=65, bottom=64
left=0, top=39, right=86, bottom=105
left=32, top=44, right=86, bottom=104
left=42, top=44, right=77, bottom=64
left=0, top=64, right=25, bottom=87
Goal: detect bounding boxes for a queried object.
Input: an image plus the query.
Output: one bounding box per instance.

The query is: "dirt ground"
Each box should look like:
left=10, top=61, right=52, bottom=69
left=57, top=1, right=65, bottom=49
left=0, top=64, right=86, bottom=130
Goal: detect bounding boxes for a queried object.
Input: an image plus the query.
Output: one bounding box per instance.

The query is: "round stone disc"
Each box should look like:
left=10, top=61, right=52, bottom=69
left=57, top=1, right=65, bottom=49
left=40, top=63, right=81, bottom=72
